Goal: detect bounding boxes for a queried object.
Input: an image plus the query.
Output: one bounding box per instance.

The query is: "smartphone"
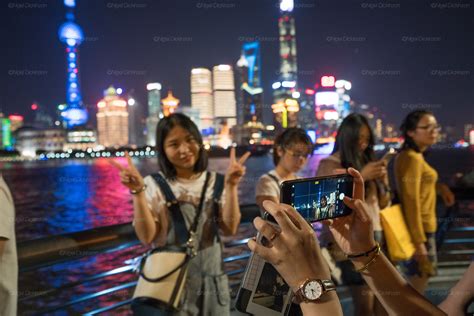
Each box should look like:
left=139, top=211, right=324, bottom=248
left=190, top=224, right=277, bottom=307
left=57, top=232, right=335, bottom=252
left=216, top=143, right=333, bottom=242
left=235, top=230, right=293, bottom=316
left=279, top=174, right=354, bottom=222
left=381, top=147, right=396, bottom=163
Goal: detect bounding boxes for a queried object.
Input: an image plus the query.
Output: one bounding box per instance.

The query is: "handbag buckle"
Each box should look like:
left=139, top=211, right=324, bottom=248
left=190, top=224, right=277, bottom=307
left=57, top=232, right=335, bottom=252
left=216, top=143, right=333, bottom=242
left=133, top=251, right=150, bottom=274
left=186, top=231, right=198, bottom=257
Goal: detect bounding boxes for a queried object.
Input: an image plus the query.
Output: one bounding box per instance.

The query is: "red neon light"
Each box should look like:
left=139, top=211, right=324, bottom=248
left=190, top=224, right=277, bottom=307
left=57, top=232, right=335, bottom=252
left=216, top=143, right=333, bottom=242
left=8, top=115, right=24, bottom=121
left=305, top=89, right=315, bottom=95
left=31, top=103, right=38, bottom=110
left=321, top=76, right=335, bottom=87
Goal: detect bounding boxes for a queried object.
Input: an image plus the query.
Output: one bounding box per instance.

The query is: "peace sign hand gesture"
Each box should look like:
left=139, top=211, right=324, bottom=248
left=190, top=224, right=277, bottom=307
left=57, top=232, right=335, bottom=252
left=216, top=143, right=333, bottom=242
left=225, top=147, right=251, bottom=187
left=109, top=152, right=145, bottom=191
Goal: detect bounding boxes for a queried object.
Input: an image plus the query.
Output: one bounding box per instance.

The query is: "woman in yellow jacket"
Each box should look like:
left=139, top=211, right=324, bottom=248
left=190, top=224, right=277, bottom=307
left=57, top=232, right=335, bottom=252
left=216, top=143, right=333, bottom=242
left=395, top=110, right=455, bottom=294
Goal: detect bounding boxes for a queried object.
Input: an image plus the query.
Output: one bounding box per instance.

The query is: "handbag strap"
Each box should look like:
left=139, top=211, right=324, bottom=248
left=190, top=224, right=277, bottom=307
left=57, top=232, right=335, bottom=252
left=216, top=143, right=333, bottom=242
left=267, top=172, right=280, bottom=186
left=190, top=171, right=210, bottom=234
left=211, top=173, right=225, bottom=242
left=138, top=248, right=191, bottom=283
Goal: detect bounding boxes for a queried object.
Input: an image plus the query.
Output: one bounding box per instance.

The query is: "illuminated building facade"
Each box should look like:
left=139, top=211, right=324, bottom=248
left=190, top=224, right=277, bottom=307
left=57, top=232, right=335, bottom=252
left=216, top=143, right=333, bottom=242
left=236, top=42, right=264, bottom=125
left=64, top=128, right=97, bottom=151
left=315, top=76, right=339, bottom=140
left=335, top=79, right=352, bottom=124
left=298, top=88, right=316, bottom=130
left=146, top=82, right=161, bottom=146
left=272, top=98, right=299, bottom=128
left=58, top=0, right=88, bottom=128
left=191, top=68, right=214, bottom=131
left=8, top=115, right=24, bottom=132
left=213, top=65, right=237, bottom=129
left=15, top=127, right=66, bottom=157
left=162, top=90, right=180, bottom=117
left=96, top=86, right=129, bottom=147
left=0, top=118, right=12, bottom=149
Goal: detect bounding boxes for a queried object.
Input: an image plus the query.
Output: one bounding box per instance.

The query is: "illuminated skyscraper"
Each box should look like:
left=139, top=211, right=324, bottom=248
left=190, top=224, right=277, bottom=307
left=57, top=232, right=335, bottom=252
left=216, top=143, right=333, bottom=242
left=0, top=117, right=12, bottom=149
left=96, top=86, right=129, bottom=147
left=146, top=82, right=161, bottom=146
left=162, top=90, right=180, bottom=117
left=213, top=65, right=237, bottom=128
left=127, top=95, right=140, bottom=146
left=236, top=42, right=264, bottom=125
left=271, top=0, right=299, bottom=129
left=277, top=0, right=298, bottom=83
left=272, top=0, right=298, bottom=104
left=58, top=0, right=88, bottom=128
left=191, top=68, right=214, bottom=131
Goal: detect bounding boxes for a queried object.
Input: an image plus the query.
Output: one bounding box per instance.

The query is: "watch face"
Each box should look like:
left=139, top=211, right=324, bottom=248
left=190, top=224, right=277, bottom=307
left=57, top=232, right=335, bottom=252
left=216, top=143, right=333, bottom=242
left=303, top=280, right=322, bottom=300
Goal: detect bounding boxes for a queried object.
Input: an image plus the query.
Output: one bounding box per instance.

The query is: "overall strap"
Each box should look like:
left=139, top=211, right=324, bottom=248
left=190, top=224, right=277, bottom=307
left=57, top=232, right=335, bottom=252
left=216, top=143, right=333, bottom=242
left=150, top=173, right=188, bottom=245
left=267, top=172, right=280, bottom=186
left=212, top=173, right=225, bottom=203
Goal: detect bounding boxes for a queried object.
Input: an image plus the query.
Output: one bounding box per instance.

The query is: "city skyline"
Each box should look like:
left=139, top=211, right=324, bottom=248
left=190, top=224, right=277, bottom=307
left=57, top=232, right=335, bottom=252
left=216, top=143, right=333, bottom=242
left=1, top=0, right=472, bottom=133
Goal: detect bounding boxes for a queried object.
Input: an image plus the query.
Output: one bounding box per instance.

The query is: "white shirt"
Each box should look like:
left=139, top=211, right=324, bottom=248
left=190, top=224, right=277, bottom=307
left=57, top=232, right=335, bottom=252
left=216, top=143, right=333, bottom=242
left=255, top=169, right=284, bottom=201
left=142, top=172, right=226, bottom=246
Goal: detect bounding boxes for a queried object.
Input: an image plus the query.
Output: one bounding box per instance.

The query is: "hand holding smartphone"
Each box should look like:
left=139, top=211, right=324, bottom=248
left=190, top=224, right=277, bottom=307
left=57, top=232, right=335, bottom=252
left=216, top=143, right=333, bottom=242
left=279, top=174, right=354, bottom=222
left=381, top=147, right=396, bottom=163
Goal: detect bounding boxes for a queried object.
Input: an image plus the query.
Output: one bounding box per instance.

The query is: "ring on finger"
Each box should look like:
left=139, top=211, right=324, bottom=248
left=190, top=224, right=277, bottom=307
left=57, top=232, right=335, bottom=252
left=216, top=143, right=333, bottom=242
left=270, top=231, right=280, bottom=242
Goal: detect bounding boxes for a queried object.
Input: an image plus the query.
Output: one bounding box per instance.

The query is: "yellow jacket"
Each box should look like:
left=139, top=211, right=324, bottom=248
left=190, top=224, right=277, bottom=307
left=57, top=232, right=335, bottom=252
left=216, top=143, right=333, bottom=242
left=395, top=149, right=438, bottom=244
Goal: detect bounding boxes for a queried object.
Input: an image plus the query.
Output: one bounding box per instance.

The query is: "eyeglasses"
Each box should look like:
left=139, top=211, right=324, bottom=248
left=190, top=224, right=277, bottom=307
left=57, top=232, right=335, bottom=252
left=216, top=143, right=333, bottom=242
left=416, top=124, right=441, bottom=132
left=285, top=148, right=311, bottom=159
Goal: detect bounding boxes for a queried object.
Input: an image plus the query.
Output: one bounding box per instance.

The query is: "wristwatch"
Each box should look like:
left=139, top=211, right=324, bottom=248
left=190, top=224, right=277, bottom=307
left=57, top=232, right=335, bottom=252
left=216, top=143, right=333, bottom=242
left=294, top=279, right=336, bottom=303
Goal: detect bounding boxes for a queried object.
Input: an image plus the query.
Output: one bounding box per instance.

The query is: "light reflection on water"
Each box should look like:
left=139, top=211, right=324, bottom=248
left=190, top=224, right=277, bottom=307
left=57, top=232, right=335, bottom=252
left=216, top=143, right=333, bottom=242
left=1, top=154, right=324, bottom=242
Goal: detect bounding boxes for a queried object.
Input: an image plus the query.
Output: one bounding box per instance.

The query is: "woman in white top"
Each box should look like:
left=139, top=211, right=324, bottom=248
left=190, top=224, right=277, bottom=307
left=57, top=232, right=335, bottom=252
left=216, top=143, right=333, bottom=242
left=111, top=113, right=250, bottom=315
left=256, top=128, right=313, bottom=210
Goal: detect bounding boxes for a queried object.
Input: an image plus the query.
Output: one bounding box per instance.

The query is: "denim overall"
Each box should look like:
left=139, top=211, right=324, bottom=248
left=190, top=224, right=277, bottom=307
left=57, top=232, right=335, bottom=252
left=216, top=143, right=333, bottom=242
left=132, top=172, right=230, bottom=316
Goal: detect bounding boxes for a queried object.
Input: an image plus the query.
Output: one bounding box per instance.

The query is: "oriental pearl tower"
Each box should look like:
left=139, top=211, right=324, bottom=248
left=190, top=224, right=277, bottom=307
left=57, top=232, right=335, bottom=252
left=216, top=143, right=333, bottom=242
left=58, top=0, right=88, bottom=128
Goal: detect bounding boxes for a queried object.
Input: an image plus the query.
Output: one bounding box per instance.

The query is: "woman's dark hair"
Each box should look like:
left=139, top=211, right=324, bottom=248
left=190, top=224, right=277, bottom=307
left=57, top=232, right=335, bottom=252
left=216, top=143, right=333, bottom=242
left=400, top=110, right=434, bottom=152
left=332, top=113, right=375, bottom=170
left=155, top=113, right=208, bottom=179
left=273, top=128, right=313, bottom=166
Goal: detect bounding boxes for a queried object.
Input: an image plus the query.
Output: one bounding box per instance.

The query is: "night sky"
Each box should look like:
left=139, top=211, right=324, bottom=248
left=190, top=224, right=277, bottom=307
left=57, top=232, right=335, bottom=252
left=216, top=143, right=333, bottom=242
left=1, top=0, right=472, bottom=134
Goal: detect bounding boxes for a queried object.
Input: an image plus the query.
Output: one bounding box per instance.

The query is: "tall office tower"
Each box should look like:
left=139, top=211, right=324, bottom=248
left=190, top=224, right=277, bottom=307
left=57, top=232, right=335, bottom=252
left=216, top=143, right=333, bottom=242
left=161, top=90, right=180, bottom=117
left=191, top=68, right=214, bottom=132
left=58, top=0, right=88, bottom=128
left=212, top=65, right=237, bottom=129
left=177, top=106, right=201, bottom=129
left=272, top=0, right=298, bottom=103
left=236, top=42, right=264, bottom=125
left=146, top=82, right=161, bottom=146
left=96, top=86, right=129, bottom=147
left=271, top=0, right=299, bottom=129
left=127, top=95, right=139, bottom=146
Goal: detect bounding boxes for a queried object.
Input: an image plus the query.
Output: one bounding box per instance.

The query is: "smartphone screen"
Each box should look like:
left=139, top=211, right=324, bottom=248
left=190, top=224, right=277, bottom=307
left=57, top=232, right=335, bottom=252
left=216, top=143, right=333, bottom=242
left=280, top=174, right=353, bottom=222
